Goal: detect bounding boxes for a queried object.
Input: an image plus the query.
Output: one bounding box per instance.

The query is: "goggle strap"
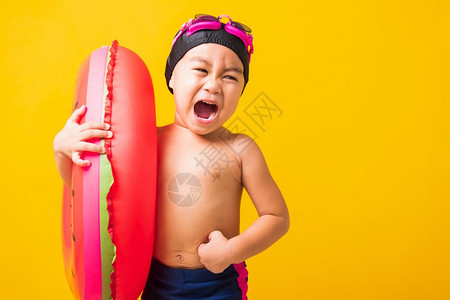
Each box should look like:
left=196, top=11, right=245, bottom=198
left=187, top=21, right=221, bottom=36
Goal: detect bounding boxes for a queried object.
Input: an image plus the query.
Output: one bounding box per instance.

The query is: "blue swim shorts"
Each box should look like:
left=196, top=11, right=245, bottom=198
left=141, top=258, right=248, bottom=300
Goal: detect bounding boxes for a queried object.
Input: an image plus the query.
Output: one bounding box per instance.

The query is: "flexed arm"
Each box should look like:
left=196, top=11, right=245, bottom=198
left=198, top=135, right=289, bottom=273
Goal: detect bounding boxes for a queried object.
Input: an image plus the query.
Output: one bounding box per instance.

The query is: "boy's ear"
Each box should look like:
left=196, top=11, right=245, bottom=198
left=169, top=78, right=173, bottom=89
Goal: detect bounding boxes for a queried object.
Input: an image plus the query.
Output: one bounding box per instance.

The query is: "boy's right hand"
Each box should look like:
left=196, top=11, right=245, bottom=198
left=53, top=105, right=113, bottom=167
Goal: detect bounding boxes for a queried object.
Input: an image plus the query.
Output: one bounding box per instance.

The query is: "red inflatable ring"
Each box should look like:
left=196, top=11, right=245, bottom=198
left=62, top=40, right=157, bottom=300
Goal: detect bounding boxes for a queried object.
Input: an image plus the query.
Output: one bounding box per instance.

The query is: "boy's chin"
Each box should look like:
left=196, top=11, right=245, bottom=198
left=187, top=120, right=224, bottom=136
left=190, top=126, right=221, bottom=136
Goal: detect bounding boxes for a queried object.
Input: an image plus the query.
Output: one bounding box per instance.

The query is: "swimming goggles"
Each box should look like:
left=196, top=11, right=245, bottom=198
left=171, top=14, right=254, bottom=62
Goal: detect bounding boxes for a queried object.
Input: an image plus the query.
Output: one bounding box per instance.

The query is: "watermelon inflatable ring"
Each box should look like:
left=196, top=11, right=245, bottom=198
left=61, top=40, right=157, bottom=300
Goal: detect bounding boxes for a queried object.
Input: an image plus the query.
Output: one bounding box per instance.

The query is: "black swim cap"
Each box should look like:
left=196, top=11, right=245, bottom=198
left=165, top=23, right=250, bottom=94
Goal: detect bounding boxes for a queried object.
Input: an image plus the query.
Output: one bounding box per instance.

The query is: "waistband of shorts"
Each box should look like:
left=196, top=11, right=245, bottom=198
left=151, top=258, right=246, bottom=282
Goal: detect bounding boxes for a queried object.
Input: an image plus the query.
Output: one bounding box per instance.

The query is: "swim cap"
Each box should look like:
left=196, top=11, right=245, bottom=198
left=165, top=23, right=250, bottom=94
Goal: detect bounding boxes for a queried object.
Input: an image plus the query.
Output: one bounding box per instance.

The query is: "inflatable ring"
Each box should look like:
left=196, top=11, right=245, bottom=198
left=62, top=40, right=157, bottom=300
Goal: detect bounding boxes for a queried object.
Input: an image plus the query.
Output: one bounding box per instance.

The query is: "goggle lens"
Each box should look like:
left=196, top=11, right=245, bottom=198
left=193, top=14, right=252, bottom=34
left=230, top=21, right=251, bottom=33
left=194, top=14, right=218, bottom=22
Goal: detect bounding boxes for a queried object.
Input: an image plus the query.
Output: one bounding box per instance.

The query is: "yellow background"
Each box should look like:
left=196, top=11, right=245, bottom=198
left=1, top=0, right=449, bottom=299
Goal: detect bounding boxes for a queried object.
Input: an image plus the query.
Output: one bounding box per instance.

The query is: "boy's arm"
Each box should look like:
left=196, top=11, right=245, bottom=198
left=53, top=105, right=112, bottom=187
left=198, top=135, right=289, bottom=273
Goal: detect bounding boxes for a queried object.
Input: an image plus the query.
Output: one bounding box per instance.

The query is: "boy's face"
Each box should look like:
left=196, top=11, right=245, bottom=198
left=169, top=43, right=245, bottom=135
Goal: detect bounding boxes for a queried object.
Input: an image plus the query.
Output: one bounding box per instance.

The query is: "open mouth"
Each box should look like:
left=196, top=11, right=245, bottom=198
left=194, top=100, right=218, bottom=121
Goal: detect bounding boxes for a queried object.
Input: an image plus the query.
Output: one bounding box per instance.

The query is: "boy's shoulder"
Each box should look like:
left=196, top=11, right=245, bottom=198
left=157, top=125, right=170, bottom=135
left=216, top=127, right=260, bottom=159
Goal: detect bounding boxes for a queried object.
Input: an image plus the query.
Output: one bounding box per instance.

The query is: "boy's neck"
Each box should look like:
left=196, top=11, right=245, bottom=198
left=170, top=122, right=226, bottom=140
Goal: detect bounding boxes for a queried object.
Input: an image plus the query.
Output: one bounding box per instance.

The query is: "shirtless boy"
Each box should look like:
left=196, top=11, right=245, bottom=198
left=54, top=14, right=289, bottom=299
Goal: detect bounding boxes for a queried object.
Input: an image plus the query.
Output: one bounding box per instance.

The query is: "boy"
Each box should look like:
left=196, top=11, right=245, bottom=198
left=54, top=14, right=289, bottom=300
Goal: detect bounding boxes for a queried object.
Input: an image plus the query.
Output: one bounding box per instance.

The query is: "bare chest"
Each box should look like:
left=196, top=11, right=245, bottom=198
left=160, top=139, right=240, bottom=183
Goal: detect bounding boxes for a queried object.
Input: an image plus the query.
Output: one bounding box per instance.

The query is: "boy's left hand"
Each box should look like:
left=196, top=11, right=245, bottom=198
left=198, top=230, right=232, bottom=274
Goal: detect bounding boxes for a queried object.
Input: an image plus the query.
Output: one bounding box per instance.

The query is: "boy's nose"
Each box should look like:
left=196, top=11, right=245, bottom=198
left=203, top=76, right=221, bottom=94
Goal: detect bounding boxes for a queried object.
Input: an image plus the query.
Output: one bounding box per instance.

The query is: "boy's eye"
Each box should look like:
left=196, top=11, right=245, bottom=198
left=195, top=68, right=207, bottom=73
left=224, top=75, right=237, bottom=81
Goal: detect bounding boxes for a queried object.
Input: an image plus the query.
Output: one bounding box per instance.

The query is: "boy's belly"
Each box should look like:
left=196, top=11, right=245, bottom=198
left=152, top=198, right=241, bottom=270
left=153, top=247, right=205, bottom=269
